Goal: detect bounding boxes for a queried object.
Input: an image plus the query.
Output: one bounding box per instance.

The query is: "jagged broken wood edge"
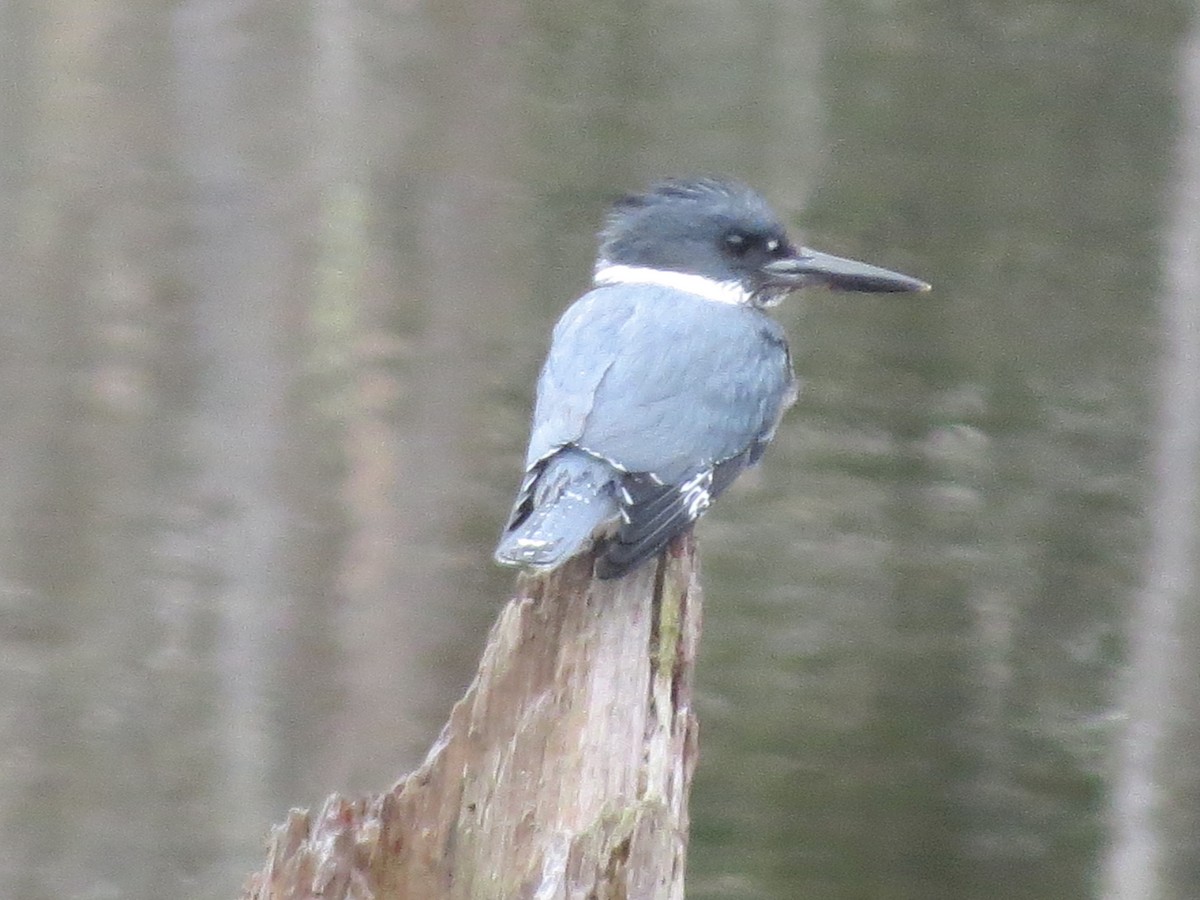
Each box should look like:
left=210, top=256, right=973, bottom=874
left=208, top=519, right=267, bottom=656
left=242, top=534, right=702, bottom=900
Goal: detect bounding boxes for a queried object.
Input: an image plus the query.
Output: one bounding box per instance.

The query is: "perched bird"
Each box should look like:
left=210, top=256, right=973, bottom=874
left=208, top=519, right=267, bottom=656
left=495, top=177, right=928, bottom=580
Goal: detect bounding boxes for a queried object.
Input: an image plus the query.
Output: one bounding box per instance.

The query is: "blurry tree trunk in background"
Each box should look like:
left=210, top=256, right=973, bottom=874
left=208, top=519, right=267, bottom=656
left=173, top=0, right=298, bottom=844
left=1102, top=18, right=1200, bottom=900
left=326, top=0, right=530, bottom=783
left=242, top=543, right=701, bottom=900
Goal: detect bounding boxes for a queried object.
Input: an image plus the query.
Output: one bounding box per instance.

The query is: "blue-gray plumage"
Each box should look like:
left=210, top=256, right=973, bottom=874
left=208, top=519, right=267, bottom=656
left=495, top=177, right=928, bottom=579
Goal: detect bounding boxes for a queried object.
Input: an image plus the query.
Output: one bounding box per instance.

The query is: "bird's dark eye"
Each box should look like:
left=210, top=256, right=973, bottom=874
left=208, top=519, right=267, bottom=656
left=766, top=237, right=790, bottom=257
left=724, top=232, right=750, bottom=256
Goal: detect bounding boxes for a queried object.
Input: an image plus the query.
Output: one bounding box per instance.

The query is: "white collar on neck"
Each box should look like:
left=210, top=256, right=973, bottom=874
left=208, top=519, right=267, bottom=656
left=593, top=262, right=752, bottom=306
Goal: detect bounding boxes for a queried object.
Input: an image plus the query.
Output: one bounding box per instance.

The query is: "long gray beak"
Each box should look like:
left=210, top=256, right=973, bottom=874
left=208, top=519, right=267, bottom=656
left=763, top=247, right=930, bottom=293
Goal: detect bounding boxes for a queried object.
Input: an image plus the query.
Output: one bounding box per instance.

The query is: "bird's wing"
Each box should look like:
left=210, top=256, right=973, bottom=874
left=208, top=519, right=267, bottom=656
left=523, top=288, right=638, bottom=470
left=501, top=288, right=636, bottom=533
left=572, top=288, right=793, bottom=578
left=577, top=289, right=795, bottom=482
left=513, top=285, right=794, bottom=577
left=593, top=445, right=760, bottom=579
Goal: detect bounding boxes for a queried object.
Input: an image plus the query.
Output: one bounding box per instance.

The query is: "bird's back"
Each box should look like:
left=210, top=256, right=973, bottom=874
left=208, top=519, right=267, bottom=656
left=496, top=283, right=795, bottom=577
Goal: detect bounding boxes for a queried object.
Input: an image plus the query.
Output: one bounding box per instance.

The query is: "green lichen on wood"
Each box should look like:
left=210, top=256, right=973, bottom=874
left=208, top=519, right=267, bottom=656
left=654, top=558, right=685, bottom=676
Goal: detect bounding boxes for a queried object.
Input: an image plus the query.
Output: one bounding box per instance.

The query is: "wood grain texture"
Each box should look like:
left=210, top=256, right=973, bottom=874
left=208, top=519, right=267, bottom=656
left=243, top=536, right=702, bottom=900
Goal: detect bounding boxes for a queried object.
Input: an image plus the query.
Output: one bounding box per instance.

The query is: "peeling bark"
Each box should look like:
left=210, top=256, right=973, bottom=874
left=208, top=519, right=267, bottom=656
left=242, top=537, right=701, bottom=899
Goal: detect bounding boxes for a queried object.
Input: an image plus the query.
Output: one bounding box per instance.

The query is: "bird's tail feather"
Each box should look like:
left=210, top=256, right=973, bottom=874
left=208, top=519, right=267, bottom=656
left=593, top=475, right=701, bottom=579
left=494, top=450, right=619, bottom=571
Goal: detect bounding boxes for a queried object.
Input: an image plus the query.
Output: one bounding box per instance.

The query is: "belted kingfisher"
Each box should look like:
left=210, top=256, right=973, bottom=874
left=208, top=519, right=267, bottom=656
left=495, top=177, right=928, bottom=580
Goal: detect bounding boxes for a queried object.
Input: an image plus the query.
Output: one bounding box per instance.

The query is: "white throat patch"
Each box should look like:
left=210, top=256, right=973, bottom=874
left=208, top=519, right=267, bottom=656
left=593, top=263, right=752, bottom=306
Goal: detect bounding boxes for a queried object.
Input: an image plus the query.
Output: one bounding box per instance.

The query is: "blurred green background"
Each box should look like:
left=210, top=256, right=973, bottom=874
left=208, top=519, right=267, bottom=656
left=1, top=1, right=1197, bottom=897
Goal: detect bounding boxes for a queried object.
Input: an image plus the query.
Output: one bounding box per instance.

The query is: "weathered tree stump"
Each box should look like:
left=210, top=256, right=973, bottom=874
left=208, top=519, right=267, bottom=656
left=242, top=535, right=702, bottom=899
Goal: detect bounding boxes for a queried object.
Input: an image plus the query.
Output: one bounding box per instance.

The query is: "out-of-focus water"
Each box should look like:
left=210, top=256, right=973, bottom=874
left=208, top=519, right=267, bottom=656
left=0, top=2, right=1196, bottom=898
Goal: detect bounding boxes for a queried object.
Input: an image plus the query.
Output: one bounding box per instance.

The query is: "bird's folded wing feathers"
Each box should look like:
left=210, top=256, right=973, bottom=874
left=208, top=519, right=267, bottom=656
left=524, top=289, right=637, bottom=470
left=575, top=291, right=793, bottom=482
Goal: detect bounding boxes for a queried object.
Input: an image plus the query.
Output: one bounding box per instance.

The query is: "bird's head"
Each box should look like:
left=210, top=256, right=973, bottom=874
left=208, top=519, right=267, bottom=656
left=594, top=177, right=929, bottom=307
